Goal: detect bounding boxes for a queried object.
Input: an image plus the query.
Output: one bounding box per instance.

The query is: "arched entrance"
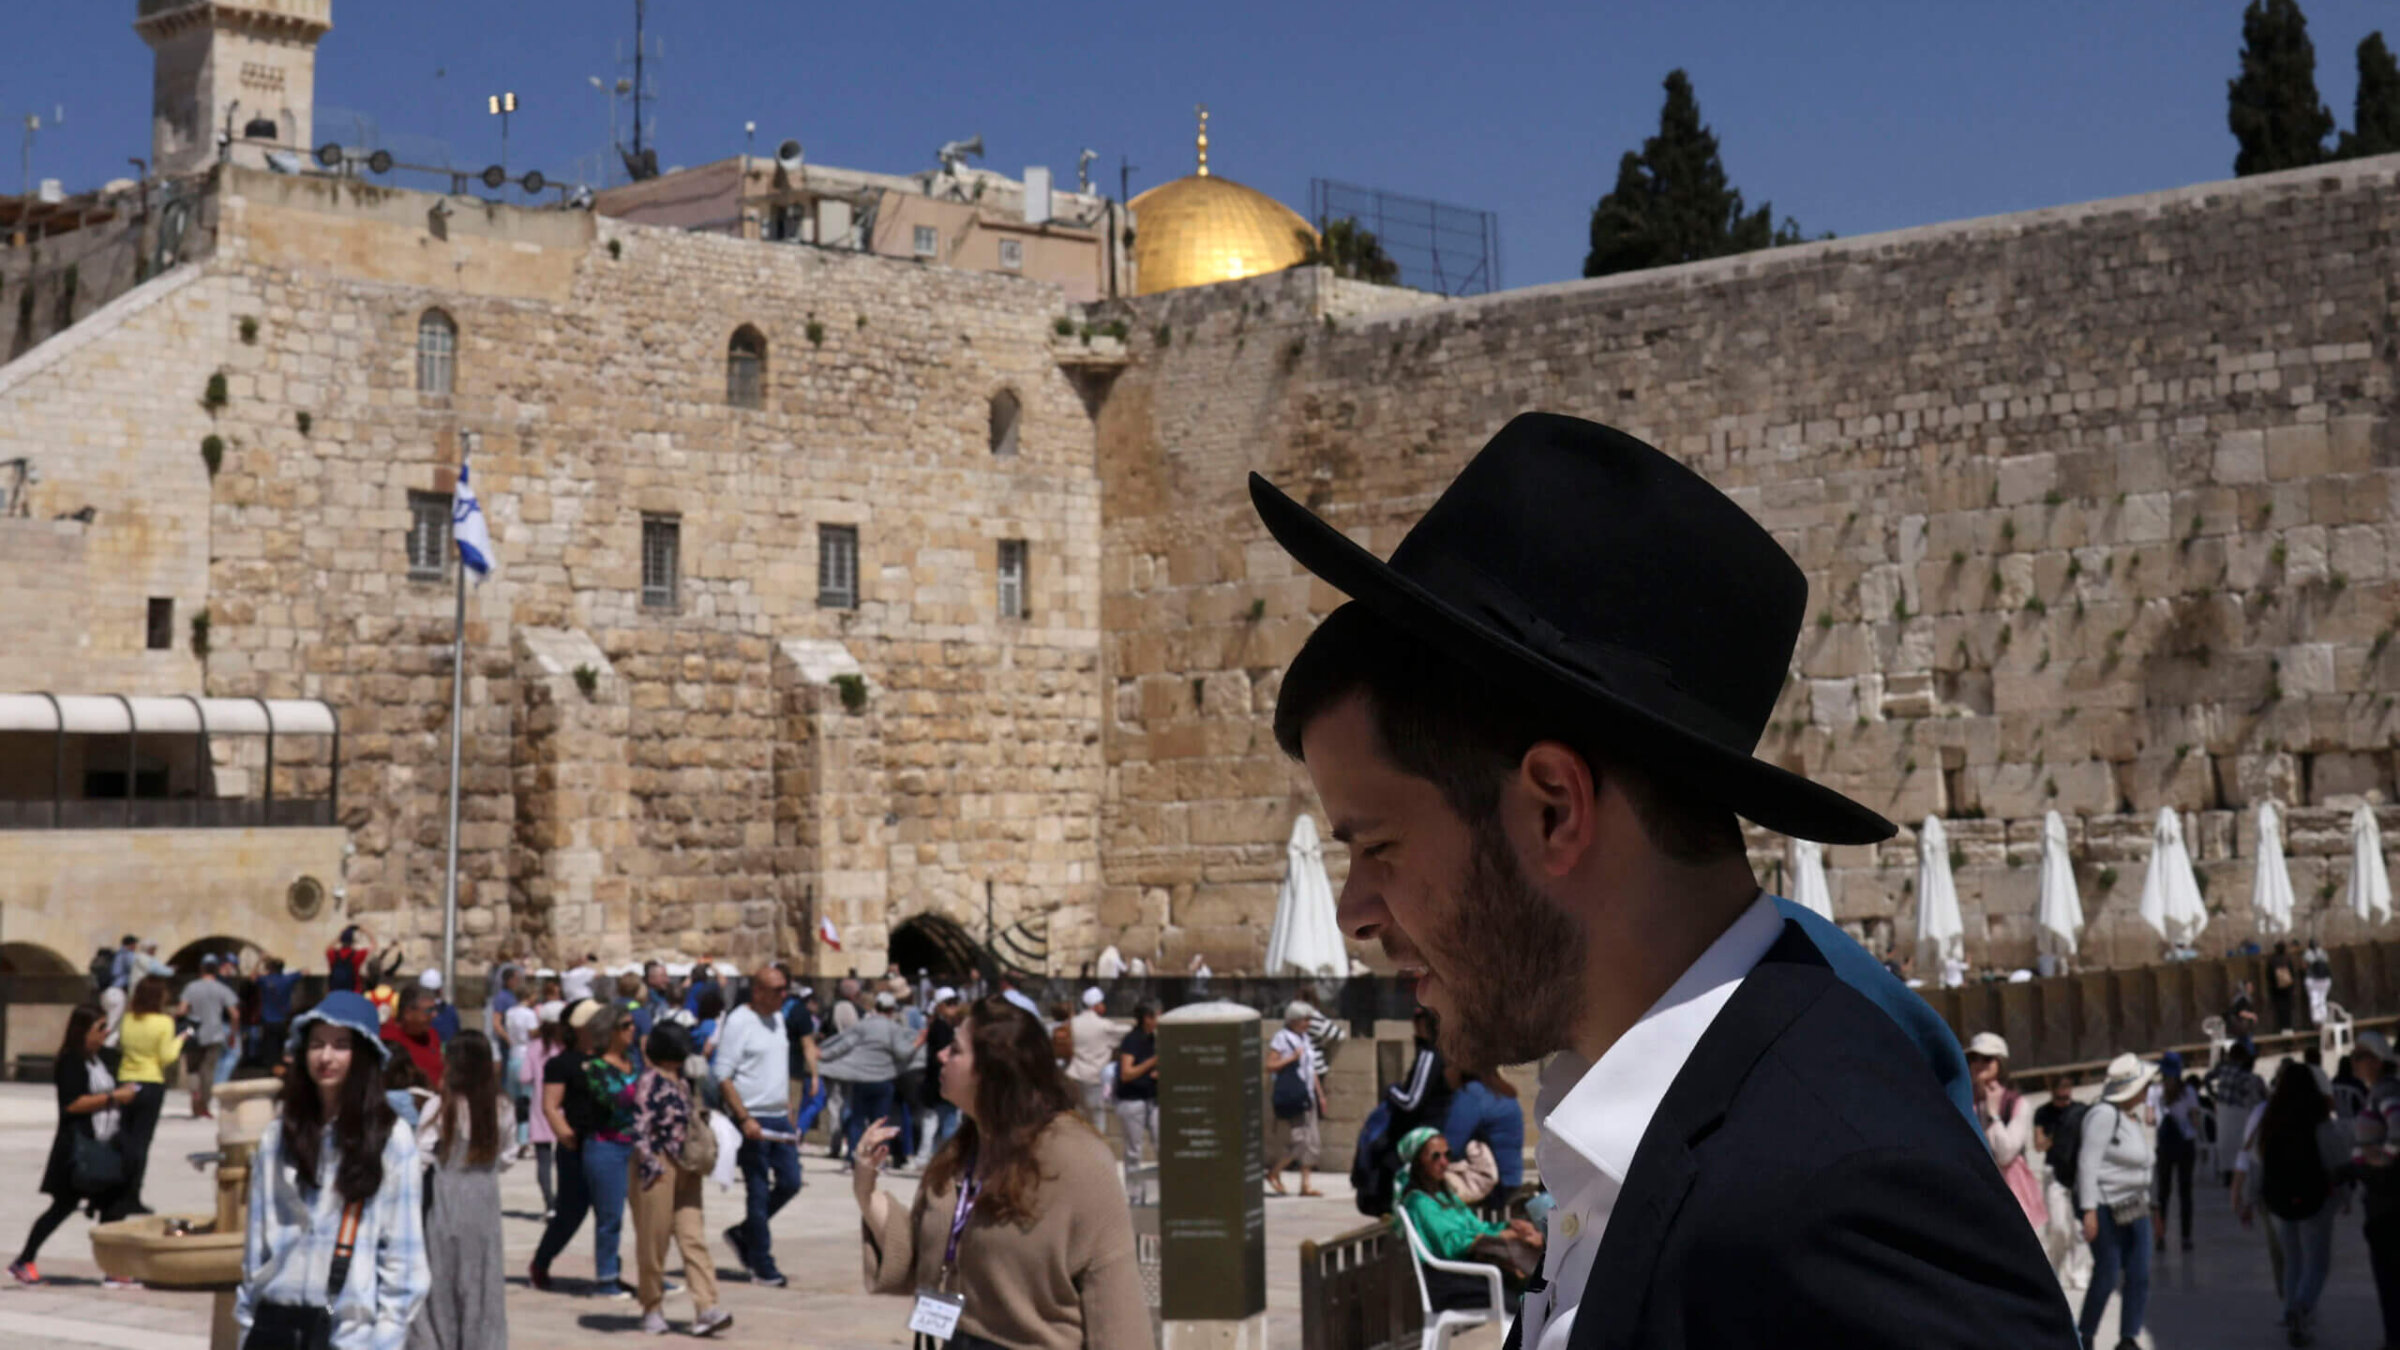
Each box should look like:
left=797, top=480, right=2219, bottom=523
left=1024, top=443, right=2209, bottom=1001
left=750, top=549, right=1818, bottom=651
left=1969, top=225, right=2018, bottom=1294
left=0, top=942, right=77, bottom=977
left=168, top=934, right=260, bottom=976
left=887, top=913, right=987, bottom=985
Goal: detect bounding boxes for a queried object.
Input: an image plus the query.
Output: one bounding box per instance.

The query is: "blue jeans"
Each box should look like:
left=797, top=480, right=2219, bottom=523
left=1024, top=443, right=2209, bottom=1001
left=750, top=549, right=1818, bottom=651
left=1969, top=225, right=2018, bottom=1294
left=734, top=1113, right=802, bottom=1279
left=2078, top=1207, right=2151, bottom=1342
left=583, top=1137, right=634, bottom=1285
left=844, top=1079, right=898, bottom=1159
left=2279, top=1207, right=2337, bottom=1320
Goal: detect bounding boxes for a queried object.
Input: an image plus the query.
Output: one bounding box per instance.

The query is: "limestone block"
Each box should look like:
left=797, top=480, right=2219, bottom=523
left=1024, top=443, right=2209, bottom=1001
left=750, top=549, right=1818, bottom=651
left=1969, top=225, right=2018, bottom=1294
left=2266, top=424, right=2331, bottom=481
left=2120, top=493, right=2172, bottom=544
left=2214, top=431, right=2266, bottom=485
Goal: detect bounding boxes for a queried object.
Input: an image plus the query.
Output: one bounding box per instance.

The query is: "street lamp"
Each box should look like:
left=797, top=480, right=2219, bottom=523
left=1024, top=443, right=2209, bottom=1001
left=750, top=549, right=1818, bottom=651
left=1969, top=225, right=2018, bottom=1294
left=589, top=75, right=629, bottom=187
left=487, top=91, right=518, bottom=175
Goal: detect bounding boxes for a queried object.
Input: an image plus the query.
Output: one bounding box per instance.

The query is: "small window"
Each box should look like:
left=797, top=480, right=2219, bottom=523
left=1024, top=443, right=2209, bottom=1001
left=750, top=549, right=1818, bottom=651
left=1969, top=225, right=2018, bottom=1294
left=988, top=389, right=1021, bottom=457
left=912, top=225, right=938, bottom=258
left=642, top=514, right=680, bottom=610
left=406, top=490, right=452, bottom=580
left=998, top=539, right=1029, bottom=620
left=416, top=309, right=457, bottom=395
left=818, top=524, right=859, bottom=609
left=146, top=598, right=174, bottom=651
left=727, top=326, right=766, bottom=409
left=998, top=238, right=1023, bottom=272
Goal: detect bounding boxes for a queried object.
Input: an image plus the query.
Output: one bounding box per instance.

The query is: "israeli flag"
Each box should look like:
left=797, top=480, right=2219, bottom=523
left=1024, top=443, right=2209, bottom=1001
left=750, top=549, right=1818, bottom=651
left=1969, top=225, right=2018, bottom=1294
left=452, top=452, right=495, bottom=579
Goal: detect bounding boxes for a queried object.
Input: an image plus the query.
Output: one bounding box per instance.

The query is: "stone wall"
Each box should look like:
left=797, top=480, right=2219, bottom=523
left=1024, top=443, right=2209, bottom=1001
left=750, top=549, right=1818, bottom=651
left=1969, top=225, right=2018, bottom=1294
left=1, top=166, right=1106, bottom=974
left=1091, top=155, right=2400, bottom=974
left=0, top=824, right=347, bottom=970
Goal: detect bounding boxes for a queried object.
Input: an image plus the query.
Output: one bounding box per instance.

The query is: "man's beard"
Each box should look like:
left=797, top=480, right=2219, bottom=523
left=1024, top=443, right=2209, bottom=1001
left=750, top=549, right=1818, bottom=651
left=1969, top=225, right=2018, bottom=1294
left=1424, top=814, right=1587, bottom=1070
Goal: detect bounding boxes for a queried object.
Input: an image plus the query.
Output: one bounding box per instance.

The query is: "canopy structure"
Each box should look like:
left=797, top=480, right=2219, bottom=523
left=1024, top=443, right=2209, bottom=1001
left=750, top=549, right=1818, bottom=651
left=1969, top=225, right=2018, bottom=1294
left=1788, top=837, right=1834, bottom=921
left=1915, top=817, right=1965, bottom=983
left=2139, top=808, right=2209, bottom=949
left=2351, top=804, right=2393, bottom=927
left=1264, top=813, right=1348, bottom=978
left=2253, top=802, right=2297, bottom=938
left=2036, top=810, right=2084, bottom=959
left=0, top=692, right=339, bottom=829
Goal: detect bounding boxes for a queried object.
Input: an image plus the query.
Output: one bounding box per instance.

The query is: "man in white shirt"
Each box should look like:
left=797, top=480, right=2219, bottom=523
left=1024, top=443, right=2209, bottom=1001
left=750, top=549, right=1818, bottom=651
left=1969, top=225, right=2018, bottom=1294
left=1065, top=988, right=1119, bottom=1131
left=713, top=965, right=801, bottom=1286
left=1252, top=414, right=2074, bottom=1349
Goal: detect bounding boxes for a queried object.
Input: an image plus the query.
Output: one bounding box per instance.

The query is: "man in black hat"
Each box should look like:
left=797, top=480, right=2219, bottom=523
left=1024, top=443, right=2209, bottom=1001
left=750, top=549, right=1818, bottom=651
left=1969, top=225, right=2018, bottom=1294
left=1256, top=414, right=2074, bottom=1349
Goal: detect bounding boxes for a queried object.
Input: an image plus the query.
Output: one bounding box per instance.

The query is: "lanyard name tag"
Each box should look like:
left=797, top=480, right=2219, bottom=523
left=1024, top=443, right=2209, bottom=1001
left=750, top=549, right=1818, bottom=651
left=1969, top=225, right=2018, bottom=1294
left=909, top=1289, right=966, bottom=1339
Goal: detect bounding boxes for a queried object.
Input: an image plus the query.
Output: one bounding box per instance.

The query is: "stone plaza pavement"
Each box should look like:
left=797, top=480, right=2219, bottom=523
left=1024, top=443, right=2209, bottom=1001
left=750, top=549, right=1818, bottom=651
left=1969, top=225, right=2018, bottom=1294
left=0, top=1079, right=2380, bottom=1348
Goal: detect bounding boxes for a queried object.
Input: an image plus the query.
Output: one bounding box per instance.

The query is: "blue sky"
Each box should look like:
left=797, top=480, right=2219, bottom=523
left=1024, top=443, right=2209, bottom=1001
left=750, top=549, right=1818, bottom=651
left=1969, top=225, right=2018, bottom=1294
left=8, top=1, right=2393, bottom=286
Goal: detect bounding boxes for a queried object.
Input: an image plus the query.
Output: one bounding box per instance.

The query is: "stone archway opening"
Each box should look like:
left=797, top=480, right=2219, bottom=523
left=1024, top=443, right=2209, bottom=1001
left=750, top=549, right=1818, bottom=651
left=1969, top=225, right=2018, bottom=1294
left=887, top=913, right=987, bottom=986
left=167, top=934, right=261, bottom=976
left=0, top=942, right=78, bottom=977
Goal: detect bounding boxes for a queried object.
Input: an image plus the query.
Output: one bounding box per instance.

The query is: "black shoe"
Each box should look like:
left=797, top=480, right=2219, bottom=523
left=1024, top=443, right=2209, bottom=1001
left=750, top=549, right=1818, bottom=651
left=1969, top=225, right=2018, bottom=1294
left=720, top=1226, right=752, bottom=1277
left=753, top=1271, right=786, bottom=1288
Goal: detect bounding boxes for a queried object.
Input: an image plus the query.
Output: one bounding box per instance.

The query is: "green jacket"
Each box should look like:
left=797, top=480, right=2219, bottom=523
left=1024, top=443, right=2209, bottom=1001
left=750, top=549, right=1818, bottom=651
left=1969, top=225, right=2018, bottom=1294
left=1398, top=1186, right=1505, bottom=1262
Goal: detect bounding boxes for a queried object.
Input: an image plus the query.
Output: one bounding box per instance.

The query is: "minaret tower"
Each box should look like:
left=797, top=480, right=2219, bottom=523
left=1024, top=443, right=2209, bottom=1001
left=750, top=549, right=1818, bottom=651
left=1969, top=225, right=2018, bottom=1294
left=134, top=0, right=333, bottom=177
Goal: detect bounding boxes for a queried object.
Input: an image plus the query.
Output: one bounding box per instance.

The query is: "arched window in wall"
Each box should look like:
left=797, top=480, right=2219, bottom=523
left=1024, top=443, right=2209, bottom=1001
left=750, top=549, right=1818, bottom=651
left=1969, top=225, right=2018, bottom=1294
left=727, top=326, right=767, bottom=409
left=416, top=309, right=457, bottom=395
left=989, top=388, right=1021, bottom=456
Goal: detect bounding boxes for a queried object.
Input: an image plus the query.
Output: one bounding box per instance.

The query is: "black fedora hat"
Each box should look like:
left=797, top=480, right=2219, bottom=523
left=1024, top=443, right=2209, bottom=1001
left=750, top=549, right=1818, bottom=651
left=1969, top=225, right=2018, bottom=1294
left=1251, top=412, right=1894, bottom=845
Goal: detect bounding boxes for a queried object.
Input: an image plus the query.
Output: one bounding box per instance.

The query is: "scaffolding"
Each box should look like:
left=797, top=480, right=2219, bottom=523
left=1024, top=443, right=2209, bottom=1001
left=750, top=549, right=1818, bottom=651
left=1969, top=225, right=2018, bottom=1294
left=1308, top=178, right=1500, bottom=297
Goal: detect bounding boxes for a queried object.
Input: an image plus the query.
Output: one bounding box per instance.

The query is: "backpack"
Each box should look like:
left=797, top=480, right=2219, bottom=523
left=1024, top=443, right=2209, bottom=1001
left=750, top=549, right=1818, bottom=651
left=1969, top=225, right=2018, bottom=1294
left=90, top=948, right=117, bottom=994
left=2261, top=1119, right=2332, bottom=1221
left=2044, top=1102, right=2091, bottom=1193
left=1351, top=1103, right=1399, bottom=1216
left=1051, top=1021, right=1074, bottom=1061
left=678, top=1105, right=719, bottom=1175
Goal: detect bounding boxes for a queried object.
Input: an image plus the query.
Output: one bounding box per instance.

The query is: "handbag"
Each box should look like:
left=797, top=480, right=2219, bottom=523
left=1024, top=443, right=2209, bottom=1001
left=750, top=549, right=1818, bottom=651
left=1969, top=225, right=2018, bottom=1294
left=70, top=1131, right=127, bottom=1197
left=1271, top=1062, right=1310, bottom=1120
left=678, top=1105, right=719, bottom=1175
left=243, top=1197, right=365, bottom=1350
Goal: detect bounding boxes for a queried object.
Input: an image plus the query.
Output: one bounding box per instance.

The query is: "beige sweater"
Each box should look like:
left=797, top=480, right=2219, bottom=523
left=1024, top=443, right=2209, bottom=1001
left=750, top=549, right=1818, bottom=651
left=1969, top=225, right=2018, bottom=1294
left=863, top=1114, right=1153, bottom=1350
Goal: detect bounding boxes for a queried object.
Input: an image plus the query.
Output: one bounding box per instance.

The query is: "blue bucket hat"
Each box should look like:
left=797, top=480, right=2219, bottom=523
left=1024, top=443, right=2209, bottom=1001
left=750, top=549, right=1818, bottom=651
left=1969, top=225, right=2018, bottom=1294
left=287, top=990, right=390, bottom=1062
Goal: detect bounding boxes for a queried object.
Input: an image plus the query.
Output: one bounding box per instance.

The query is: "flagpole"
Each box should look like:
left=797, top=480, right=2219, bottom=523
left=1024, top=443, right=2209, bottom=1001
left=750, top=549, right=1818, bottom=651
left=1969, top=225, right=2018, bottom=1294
left=440, top=464, right=468, bottom=1000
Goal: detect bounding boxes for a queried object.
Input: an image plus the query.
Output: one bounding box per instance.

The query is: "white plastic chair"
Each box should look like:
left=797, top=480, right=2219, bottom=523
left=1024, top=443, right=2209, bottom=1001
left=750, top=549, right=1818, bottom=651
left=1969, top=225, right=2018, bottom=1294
left=2322, top=1002, right=2355, bottom=1065
left=1394, top=1204, right=1511, bottom=1350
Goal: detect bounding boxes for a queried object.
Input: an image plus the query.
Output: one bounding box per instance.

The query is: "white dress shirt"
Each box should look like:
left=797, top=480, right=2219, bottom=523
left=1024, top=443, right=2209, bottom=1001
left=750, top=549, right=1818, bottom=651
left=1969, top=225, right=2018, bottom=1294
left=1519, top=893, right=1786, bottom=1350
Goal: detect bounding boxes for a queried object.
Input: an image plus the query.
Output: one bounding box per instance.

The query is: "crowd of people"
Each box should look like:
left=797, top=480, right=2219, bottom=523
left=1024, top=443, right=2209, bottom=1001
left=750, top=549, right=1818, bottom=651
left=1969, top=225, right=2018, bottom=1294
left=1958, top=1022, right=2400, bottom=1349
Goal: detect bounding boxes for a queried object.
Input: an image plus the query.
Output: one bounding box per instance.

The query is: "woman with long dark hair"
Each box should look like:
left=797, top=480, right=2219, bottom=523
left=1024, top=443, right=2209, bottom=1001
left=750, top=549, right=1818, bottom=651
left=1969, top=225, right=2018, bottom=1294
left=631, top=1023, right=731, bottom=1337
left=114, top=972, right=185, bottom=1217
left=405, top=1030, right=511, bottom=1350
left=2240, top=1061, right=2348, bottom=1346
left=236, top=990, right=428, bottom=1349
left=12, top=1004, right=139, bottom=1284
left=854, top=994, right=1149, bottom=1349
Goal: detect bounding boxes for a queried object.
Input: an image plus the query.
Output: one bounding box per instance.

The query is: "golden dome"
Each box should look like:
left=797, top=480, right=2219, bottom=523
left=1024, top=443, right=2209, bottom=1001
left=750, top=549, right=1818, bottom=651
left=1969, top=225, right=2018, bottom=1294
left=1129, top=106, right=1315, bottom=295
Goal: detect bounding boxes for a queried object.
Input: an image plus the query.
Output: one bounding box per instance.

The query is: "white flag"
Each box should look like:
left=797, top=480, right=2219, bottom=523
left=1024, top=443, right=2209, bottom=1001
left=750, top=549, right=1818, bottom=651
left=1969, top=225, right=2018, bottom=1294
left=452, top=450, right=495, bottom=579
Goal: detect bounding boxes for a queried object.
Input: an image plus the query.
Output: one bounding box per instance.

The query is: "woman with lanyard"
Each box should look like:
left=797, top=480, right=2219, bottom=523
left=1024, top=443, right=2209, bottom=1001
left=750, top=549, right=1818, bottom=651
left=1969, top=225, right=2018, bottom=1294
left=13, top=1005, right=140, bottom=1285
left=235, top=990, right=429, bottom=1350
left=854, top=994, right=1150, bottom=1349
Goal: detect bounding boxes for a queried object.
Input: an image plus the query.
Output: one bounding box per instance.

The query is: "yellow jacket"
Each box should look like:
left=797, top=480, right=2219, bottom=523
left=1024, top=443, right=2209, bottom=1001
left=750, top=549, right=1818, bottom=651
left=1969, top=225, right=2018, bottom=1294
left=117, top=1011, right=186, bottom=1084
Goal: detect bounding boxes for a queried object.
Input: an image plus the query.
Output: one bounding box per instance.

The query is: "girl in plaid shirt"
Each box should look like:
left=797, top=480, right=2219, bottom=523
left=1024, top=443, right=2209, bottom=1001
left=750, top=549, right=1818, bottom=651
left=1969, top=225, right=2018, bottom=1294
left=237, top=991, right=429, bottom=1350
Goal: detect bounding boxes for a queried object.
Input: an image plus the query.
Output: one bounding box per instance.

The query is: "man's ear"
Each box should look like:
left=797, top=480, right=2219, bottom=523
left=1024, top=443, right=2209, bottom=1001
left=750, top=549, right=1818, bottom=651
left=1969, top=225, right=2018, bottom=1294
left=1514, top=741, right=1600, bottom=878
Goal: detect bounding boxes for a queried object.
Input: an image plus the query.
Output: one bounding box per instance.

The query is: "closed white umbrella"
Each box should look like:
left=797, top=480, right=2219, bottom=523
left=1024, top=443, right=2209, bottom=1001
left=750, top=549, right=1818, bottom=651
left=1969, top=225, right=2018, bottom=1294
left=2036, top=810, right=2084, bottom=958
left=2139, top=808, right=2209, bottom=948
left=1789, top=837, right=1834, bottom=921
left=1265, top=813, right=1348, bottom=978
left=2350, top=804, right=2393, bottom=927
left=1916, top=817, right=1965, bottom=983
left=2253, top=802, right=2297, bottom=938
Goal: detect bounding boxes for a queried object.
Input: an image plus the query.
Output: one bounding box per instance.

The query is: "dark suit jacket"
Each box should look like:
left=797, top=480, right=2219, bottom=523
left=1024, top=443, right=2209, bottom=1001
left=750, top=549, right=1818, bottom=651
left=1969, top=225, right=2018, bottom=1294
left=1506, top=923, right=2077, bottom=1349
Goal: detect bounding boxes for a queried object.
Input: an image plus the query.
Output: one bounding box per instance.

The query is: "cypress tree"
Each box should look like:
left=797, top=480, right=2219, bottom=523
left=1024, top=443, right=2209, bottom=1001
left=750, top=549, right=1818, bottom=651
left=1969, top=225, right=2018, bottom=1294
left=2339, top=31, right=2400, bottom=158
left=2227, top=0, right=2334, bottom=175
left=1584, top=70, right=1807, bottom=278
